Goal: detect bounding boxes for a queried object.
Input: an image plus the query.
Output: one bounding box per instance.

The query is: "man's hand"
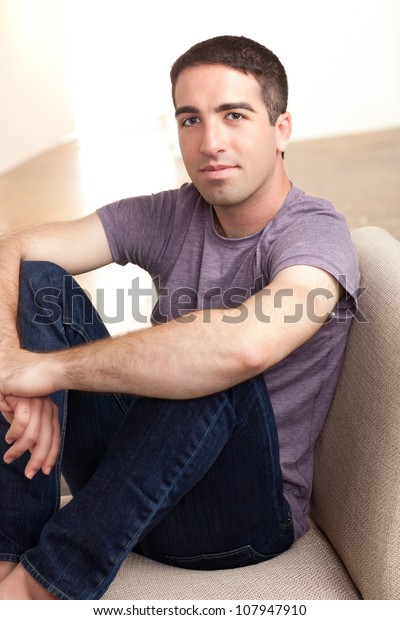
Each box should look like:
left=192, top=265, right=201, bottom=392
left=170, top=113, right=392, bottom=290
left=1, top=395, right=61, bottom=479
left=0, top=346, right=59, bottom=399
left=0, top=345, right=61, bottom=479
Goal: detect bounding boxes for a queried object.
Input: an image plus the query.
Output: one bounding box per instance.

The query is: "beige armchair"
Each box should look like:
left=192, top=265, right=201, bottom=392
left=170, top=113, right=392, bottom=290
left=97, top=227, right=400, bottom=600
left=61, top=226, right=400, bottom=600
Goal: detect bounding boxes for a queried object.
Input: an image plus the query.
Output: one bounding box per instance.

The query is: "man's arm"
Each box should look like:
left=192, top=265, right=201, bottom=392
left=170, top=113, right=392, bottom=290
left=0, top=264, right=341, bottom=400
left=0, top=212, right=113, bottom=477
left=0, top=212, right=113, bottom=344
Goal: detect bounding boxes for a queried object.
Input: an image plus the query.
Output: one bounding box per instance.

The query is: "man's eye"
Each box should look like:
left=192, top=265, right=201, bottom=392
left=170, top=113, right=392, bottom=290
left=182, top=117, right=200, bottom=127
left=227, top=112, right=243, bottom=121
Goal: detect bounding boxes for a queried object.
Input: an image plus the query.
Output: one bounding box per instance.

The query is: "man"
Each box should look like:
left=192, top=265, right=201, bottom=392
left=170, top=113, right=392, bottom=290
left=0, top=35, right=359, bottom=599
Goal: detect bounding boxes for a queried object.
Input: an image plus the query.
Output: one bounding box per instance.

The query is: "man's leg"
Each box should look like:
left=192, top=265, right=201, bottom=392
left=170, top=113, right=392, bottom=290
left=138, top=374, right=294, bottom=570
left=1, top=261, right=292, bottom=599
left=0, top=562, right=15, bottom=581
left=0, top=262, right=132, bottom=577
left=18, top=376, right=292, bottom=600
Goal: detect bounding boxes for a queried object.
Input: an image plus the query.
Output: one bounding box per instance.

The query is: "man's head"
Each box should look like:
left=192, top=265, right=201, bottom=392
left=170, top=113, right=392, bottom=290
left=170, top=35, right=288, bottom=126
left=170, top=36, right=292, bottom=220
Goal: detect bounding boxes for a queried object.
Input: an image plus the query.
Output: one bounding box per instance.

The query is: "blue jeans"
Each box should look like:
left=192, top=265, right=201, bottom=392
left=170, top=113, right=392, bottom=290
left=0, top=262, right=293, bottom=599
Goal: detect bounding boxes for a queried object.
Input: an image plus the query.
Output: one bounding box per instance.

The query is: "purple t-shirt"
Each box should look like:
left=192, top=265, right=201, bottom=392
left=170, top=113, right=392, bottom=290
left=97, top=182, right=360, bottom=539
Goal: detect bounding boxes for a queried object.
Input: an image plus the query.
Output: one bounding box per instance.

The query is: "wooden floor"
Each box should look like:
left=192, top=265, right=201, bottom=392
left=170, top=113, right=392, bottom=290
left=1, top=127, right=399, bottom=238
left=285, top=128, right=400, bottom=239
left=2, top=127, right=399, bottom=238
left=1, top=127, right=399, bottom=333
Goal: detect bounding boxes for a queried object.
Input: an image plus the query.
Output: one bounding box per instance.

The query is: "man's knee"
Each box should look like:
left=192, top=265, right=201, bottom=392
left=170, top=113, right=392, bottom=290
left=20, top=260, right=68, bottom=282
left=18, top=262, right=70, bottom=328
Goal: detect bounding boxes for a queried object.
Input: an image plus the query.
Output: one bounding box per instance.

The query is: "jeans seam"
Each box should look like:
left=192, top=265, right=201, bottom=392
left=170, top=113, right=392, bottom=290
left=0, top=553, right=20, bottom=562
left=167, top=544, right=279, bottom=565
left=252, top=378, right=289, bottom=526
left=54, top=390, right=69, bottom=513
left=20, top=556, right=71, bottom=600
left=66, top=321, right=100, bottom=343
left=167, top=544, right=255, bottom=563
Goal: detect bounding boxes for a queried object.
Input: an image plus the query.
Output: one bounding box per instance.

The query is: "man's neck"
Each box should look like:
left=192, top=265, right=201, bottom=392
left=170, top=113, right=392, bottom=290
left=213, top=175, right=292, bottom=239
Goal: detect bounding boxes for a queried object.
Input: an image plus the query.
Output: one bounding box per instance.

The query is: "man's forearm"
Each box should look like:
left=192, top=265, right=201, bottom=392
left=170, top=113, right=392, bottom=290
left=49, top=310, right=254, bottom=399
left=0, top=234, right=24, bottom=348
left=43, top=266, right=338, bottom=400
left=0, top=214, right=113, bottom=350
left=0, top=264, right=339, bottom=402
left=0, top=227, right=248, bottom=401
left=0, top=310, right=253, bottom=401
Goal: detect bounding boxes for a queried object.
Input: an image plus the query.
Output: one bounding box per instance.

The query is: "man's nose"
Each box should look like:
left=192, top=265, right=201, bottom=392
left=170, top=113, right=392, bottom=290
left=200, top=121, right=225, bottom=156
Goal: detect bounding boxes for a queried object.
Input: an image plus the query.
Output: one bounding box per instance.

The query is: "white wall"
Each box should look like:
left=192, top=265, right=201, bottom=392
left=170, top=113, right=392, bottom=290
left=1, top=0, right=399, bottom=175
left=63, top=0, right=400, bottom=145
left=281, top=0, right=400, bottom=140
left=0, top=0, right=74, bottom=175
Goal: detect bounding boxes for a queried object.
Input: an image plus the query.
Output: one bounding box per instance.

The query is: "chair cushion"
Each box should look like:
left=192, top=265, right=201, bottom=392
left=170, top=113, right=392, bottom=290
left=311, top=227, right=400, bottom=599
left=102, top=520, right=359, bottom=600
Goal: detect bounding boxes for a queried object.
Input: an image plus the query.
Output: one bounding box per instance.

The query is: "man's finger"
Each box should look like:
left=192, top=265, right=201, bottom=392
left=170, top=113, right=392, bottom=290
left=4, top=399, right=32, bottom=443
left=0, top=393, right=13, bottom=416
left=25, top=400, right=60, bottom=478
left=24, top=410, right=53, bottom=479
left=42, top=405, right=61, bottom=475
left=3, top=400, right=41, bottom=464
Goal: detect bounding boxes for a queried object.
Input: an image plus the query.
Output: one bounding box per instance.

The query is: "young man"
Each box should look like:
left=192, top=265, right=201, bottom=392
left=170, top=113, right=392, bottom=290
left=0, top=35, right=359, bottom=599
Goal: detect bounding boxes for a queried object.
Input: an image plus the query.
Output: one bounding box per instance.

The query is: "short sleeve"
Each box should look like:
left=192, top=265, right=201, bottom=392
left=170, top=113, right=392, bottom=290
left=97, top=189, right=180, bottom=272
left=263, top=195, right=360, bottom=311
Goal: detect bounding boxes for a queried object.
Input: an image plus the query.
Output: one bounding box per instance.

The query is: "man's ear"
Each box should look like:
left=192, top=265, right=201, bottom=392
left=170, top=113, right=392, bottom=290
left=275, top=112, right=292, bottom=154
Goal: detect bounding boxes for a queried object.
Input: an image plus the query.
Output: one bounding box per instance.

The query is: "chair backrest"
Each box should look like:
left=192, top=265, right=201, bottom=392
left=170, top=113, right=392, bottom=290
left=311, top=227, right=400, bottom=600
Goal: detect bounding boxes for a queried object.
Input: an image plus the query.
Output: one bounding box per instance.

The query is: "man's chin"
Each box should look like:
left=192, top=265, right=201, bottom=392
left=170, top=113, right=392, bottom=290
left=194, top=183, right=244, bottom=208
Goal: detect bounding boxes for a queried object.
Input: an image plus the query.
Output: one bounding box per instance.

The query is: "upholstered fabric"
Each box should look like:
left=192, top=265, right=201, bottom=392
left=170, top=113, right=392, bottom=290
left=311, top=227, right=400, bottom=599
left=60, top=226, right=399, bottom=600
left=102, top=520, right=359, bottom=600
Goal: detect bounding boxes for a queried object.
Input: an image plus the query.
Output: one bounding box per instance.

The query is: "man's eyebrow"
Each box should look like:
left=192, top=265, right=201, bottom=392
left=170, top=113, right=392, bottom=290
left=175, top=105, right=200, bottom=118
left=216, top=102, right=256, bottom=113
left=175, top=102, right=256, bottom=118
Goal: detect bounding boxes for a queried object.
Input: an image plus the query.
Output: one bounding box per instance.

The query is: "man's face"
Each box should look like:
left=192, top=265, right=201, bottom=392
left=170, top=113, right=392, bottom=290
left=174, top=63, right=289, bottom=210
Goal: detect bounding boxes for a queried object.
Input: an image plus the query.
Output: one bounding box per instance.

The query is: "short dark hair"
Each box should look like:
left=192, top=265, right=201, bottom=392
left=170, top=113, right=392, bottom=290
left=170, top=35, right=288, bottom=126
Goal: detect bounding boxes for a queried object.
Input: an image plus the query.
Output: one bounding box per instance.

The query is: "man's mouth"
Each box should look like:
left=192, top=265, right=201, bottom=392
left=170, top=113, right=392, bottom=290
left=202, top=164, right=235, bottom=172
left=200, top=165, right=237, bottom=178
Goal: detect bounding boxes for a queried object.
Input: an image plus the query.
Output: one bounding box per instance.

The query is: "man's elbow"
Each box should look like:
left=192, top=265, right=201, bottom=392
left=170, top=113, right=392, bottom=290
left=230, top=341, right=269, bottom=381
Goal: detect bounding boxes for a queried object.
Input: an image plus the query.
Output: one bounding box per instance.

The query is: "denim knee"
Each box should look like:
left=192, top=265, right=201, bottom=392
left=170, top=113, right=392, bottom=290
left=19, top=260, right=68, bottom=289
